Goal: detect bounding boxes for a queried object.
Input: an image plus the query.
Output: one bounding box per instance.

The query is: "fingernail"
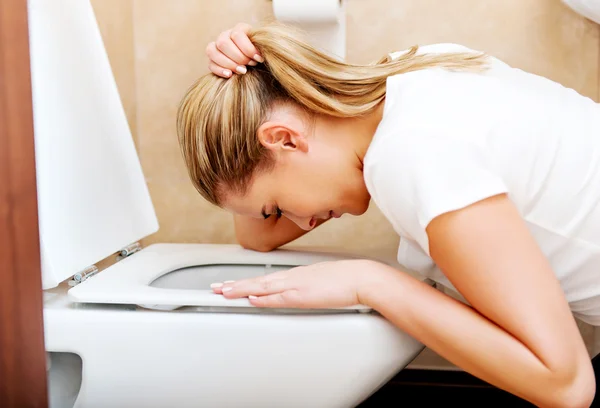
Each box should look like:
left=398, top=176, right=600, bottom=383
left=210, top=283, right=222, bottom=288
left=247, top=60, right=257, bottom=66
left=249, top=295, right=258, bottom=300
left=224, top=280, right=235, bottom=283
left=253, top=54, right=264, bottom=63
left=222, top=287, right=232, bottom=293
left=223, top=69, right=232, bottom=77
left=235, top=65, right=247, bottom=74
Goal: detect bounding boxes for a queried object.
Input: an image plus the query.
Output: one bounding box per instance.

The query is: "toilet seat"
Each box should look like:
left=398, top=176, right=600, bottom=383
left=32, top=4, right=434, bottom=406
left=29, top=0, right=371, bottom=317
left=68, top=243, right=373, bottom=312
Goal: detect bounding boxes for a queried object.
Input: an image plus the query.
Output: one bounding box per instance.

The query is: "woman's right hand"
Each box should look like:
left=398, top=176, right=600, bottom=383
left=205, top=23, right=264, bottom=78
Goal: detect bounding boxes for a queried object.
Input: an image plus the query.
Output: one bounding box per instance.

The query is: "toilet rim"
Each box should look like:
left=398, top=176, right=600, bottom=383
left=67, top=243, right=376, bottom=312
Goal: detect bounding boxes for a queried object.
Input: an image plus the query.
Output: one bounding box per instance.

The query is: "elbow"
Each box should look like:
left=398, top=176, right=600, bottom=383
left=236, top=234, right=277, bottom=253
left=241, top=242, right=277, bottom=253
left=550, top=361, right=596, bottom=408
left=555, top=384, right=595, bottom=408
left=558, top=378, right=595, bottom=408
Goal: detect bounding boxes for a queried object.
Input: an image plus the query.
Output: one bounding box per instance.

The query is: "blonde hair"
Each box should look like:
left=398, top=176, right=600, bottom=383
left=177, top=22, right=488, bottom=206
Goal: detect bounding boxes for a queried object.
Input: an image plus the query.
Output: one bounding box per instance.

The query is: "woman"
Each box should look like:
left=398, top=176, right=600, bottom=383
left=177, top=22, right=600, bottom=406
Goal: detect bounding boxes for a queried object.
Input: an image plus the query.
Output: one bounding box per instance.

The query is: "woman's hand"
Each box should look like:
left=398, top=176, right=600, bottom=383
left=205, top=23, right=264, bottom=78
left=210, top=259, right=388, bottom=309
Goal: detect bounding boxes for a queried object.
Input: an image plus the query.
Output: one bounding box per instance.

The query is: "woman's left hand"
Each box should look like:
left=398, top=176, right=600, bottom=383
left=210, top=259, right=385, bottom=309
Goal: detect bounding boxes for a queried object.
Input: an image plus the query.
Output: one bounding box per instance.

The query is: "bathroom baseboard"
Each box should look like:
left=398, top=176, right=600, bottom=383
left=358, top=368, right=535, bottom=407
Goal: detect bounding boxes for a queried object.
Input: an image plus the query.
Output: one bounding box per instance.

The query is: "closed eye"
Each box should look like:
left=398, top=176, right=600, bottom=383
left=262, top=207, right=283, bottom=219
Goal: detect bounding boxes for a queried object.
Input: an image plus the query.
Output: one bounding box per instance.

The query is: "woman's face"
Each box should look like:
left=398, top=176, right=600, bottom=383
left=223, top=103, right=374, bottom=230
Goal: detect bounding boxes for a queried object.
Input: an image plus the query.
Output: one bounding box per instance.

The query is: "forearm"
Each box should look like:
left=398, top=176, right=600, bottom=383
left=360, top=263, right=594, bottom=407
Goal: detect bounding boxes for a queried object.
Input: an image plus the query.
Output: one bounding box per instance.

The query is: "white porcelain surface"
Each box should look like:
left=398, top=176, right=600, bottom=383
left=45, top=244, right=432, bottom=408
left=68, top=243, right=376, bottom=311
left=34, top=2, right=434, bottom=405
left=29, top=0, right=158, bottom=290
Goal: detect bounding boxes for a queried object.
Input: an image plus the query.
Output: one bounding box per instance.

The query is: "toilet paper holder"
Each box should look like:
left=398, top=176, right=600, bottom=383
left=269, top=0, right=347, bottom=60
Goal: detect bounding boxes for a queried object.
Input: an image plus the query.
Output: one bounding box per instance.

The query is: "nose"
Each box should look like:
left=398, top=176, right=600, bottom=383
left=284, top=213, right=315, bottom=231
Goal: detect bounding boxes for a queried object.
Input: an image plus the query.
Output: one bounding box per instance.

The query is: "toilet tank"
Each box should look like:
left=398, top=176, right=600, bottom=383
left=28, top=0, right=159, bottom=290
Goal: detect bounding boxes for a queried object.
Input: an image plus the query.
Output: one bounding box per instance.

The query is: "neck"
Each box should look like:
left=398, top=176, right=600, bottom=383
left=312, top=99, right=386, bottom=167
left=347, top=100, right=386, bottom=166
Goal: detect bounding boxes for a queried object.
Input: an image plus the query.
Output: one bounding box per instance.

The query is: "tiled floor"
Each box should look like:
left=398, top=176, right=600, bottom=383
left=358, top=368, right=534, bottom=407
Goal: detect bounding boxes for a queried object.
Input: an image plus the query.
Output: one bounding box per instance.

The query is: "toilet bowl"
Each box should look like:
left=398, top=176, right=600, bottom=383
left=46, top=243, right=433, bottom=408
left=29, top=1, right=433, bottom=407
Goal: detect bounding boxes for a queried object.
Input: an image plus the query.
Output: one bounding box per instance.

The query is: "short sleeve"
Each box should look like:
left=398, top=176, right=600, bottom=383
left=365, top=127, right=508, bottom=256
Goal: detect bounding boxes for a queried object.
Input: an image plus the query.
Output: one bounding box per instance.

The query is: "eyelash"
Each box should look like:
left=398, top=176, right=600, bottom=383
left=264, top=207, right=282, bottom=219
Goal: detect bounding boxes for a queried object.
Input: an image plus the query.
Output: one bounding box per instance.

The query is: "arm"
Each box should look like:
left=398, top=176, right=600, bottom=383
left=360, top=194, right=595, bottom=407
left=234, top=214, right=328, bottom=252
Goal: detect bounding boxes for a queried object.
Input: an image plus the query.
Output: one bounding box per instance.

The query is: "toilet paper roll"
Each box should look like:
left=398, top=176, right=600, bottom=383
left=272, top=0, right=346, bottom=60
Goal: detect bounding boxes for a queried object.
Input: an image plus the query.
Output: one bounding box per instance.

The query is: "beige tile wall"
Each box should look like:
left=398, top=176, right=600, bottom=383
left=92, top=0, right=137, bottom=144
left=93, top=0, right=599, bottom=256
left=91, top=0, right=600, bottom=368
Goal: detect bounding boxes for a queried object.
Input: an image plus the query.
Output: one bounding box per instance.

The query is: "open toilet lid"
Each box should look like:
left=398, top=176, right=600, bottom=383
left=67, top=244, right=375, bottom=312
left=30, top=0, right=159, bottom=291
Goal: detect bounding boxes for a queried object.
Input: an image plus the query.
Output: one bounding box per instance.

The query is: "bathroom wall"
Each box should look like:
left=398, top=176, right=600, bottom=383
left=92, top=0, right=401, bottom=259
left=92, top=0, right=599, bottom=257
left=91, top=0, right=600, bottom=368
left=91, top=0, right=137, bottom=145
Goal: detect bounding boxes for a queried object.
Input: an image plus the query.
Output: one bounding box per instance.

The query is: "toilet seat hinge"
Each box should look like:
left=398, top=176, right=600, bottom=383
left=116, top=242, right=142, bottom=261
left=68, top=265, right=99, bottom=286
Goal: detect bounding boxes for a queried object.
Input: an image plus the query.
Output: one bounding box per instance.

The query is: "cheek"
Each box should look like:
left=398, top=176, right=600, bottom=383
left=273, top=175, right=325, bottom=217
left=277, top=153, right=351, bottom=214
left=281, top=182, right=321, bottom=214
left=307, top=163, right=348, bottom=197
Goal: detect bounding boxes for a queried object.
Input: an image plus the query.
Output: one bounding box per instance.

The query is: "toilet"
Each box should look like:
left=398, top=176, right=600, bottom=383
left=30, top=1, right=436, bottom=407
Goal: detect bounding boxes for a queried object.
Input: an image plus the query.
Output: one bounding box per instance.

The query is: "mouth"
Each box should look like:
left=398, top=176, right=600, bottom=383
left=310, top=211, right=342, bottom=227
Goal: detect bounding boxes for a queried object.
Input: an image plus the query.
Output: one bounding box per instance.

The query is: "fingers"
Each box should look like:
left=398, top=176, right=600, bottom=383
left=206, top=24, right=264, bottom=78
left=248, top=290, right=305, bottom=308
left=208, top=62, right=232, bottom=79
left=206, top=42, right=246, bottom=77
left=209, top=280, right=235, bottom=294
left=211, top=275, right=287, bottom=299
left=215, top=30, right=251, bottom=66
left=248, top=293, right=286, bottom=307
left=230, top=23, right=262, bottom=63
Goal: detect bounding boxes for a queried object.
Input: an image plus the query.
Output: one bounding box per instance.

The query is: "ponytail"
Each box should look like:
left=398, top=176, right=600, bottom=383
left=177, top=22, right=488, bottom=205
left=249, top=22, right=488, bottom=117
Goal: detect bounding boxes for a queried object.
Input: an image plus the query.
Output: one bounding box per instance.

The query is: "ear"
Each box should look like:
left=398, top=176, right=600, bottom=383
left=257, top=121, right=309, bottom=153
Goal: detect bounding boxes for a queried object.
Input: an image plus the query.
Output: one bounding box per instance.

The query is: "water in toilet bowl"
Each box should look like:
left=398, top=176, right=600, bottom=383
left=150, top=263, right=291, bottom=290
left=145, top=263, right=367, bottom=314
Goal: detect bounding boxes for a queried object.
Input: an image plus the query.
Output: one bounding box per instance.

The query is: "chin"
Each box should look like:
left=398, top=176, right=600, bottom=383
left=350, top=195, right=371, bottom=216
left=342, top=185, right=371, bottom=216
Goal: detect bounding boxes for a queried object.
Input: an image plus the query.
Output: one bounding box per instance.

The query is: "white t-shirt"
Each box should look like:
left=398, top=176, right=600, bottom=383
left=363, top=43, right=600, bottom=325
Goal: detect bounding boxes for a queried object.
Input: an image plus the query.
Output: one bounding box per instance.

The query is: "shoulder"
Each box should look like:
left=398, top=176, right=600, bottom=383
left=364, top=124, right=508, bottom=254
left=381, top=64, right=508, bottom=144
left=384, top=42, right=508, bottom=103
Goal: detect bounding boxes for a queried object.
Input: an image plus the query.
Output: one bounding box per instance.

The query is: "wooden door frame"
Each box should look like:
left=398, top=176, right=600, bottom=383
left=0, top=0, right=48, bottom=406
